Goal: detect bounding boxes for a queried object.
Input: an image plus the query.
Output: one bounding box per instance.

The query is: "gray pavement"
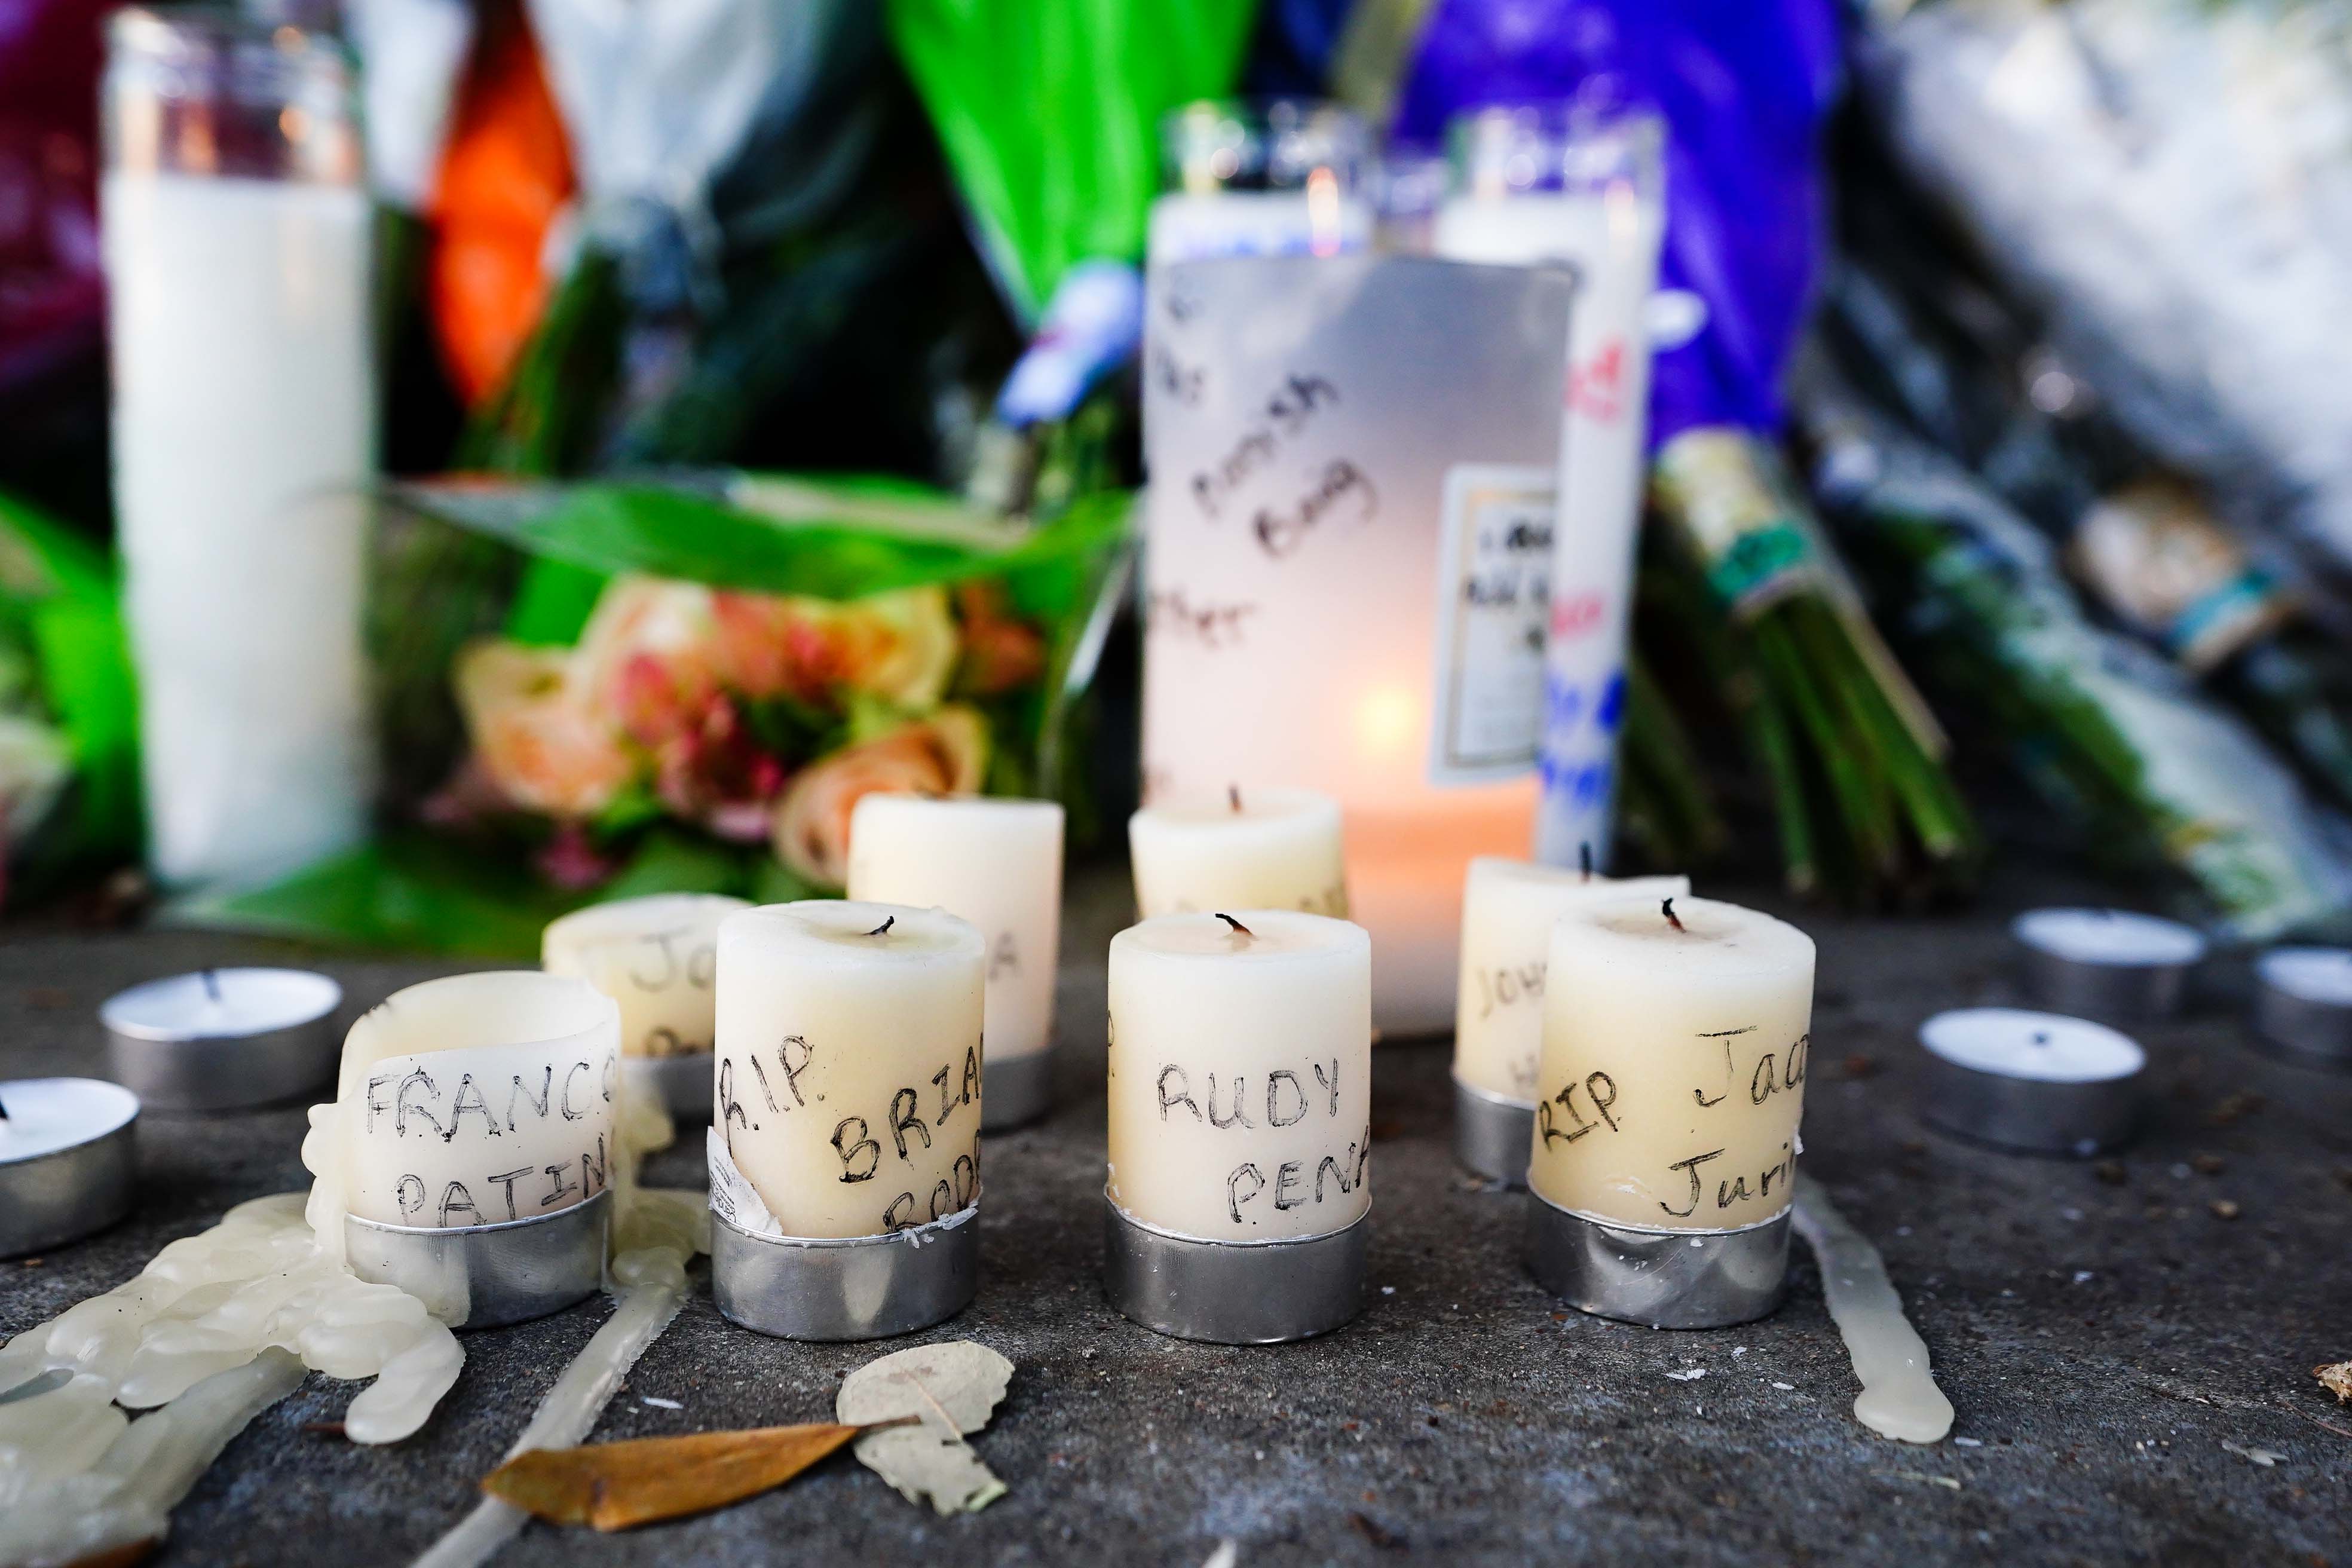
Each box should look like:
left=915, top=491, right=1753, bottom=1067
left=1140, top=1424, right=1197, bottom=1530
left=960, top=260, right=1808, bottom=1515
left=1, top=864, right=2346, bottom=1566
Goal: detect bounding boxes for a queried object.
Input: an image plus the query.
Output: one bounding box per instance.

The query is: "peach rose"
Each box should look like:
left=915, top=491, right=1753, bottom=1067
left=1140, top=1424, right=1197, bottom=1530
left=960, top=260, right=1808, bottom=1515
left=454, top=639, right=633, bottom=817
left=770, top=706, right=989, bottom=887
left=571, top=577, right=723, bottom=749
left=713, top=584, right=958, bottom=710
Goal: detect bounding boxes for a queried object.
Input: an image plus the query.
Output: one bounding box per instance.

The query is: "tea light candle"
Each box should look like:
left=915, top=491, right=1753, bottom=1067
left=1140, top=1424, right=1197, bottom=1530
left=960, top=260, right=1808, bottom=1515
left=1918, top=1007, right=2146, bottom=1156
left=101, top=966, right=341, bottom=1111
left=1524, top=896, right=1814, bottom=1328
left=847, top=794, right=1064, bottom=1129
left=2252, top=947, right=2352, bottom=1064
left=0, top=1079, right=139, bottom=1257
left=542, top=893, right=749, bottom=1122
left=305, top=972, right=620, bottom=1327
left=707, top=901, right=986, bottom=1340
left=1451, top=858, right=1689, bottom=1184
left=2012, top=906, right=2206, bottom=1023
left=1104, top=909, right=1371, bottom=1343
left=1129, top=788, right=1348, bottom=921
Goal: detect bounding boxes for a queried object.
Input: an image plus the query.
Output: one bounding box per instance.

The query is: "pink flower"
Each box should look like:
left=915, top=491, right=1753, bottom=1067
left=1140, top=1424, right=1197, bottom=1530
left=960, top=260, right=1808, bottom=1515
left=770, top=706, right=990, bottom=887
left=712, top=585, right=958, bottom=710
left=572, top=577, right=722, bottom=749
left=453, top=640, right=632, bottom=818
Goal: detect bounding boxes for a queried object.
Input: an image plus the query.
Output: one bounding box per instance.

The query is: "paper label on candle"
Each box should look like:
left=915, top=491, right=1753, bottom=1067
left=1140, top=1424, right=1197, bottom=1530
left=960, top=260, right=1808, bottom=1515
left=1428, top=463, right=1553, bottom=783
left=705, top=1125, right=782, bottom=1237
left=345, top=1036, right=620, bottom=1228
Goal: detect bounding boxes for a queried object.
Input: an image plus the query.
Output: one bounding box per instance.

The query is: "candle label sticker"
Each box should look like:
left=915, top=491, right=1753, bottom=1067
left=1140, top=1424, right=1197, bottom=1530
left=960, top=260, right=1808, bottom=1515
left=1538, top=1026, right=1809, bottom=1227
left=1428, top=463, right=1554, bottom=783
left=718, top=1033, right=984, bottom=1235
left=351, top=1037, right=620, bottom=1228
left=1153, top=1056, right=1370, bottom=1230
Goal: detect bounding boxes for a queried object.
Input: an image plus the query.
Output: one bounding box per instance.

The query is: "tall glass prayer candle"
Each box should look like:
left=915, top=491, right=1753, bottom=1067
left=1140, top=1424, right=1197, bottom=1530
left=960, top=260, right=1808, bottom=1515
left=711, top=902, right=984, bottom=1240
left=847, top=794, right=1063, bottom=1128
left=1524, top=895, right=1814, bottom=1328
left=1150, top=99, right=1373, bottom=267
left=1128, top=788, right=1346, bottom=921
left=1140, top=254, right=1574, bottom=1037
left=1434, top=104, right=1666, bottom=873
left=1451, top=858, right=1688, bottom=1183
left=103, top=9, right=375, bottom=887
left=1104, top=910, right=1371, bottom=1342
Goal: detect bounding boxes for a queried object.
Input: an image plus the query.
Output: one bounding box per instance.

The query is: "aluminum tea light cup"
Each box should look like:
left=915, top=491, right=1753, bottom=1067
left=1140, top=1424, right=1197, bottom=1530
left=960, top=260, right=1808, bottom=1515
left=101, top=967, right=341, bottom=1111
left=345, top=1189, right=610, bottom=1330
left=1916, top=1007, right=2145, bottom=1157
left=2011, top=908, right=2206, bottom=1024
left=0, top=1078, right=139, bottom=1257
left=2252, top=947, right=2352, bottom=1065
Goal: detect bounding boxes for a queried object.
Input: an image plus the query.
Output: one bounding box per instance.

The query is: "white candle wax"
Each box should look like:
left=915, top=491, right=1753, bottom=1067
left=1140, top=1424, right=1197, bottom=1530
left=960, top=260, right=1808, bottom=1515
left=1129, top=788, right=1348, bottom=921
left=846, top=794, right=1064, bottom=1062
left=1919, top=1009, right=2146, bottom=1083
left=1107, top=911, right=1371, bottom=1242
left=308, top=972, right=620, bottom=1236
left=2011, top=907, right=2207, bottom=967
left=1453, top=859, right=1689, bottom=1104
left=713, top=901, right=984, bottom=1239
left=99, top=967, right=339, bottom=1042
left=2258, top=946, right=2352, bottom=1004
left=541, top=894, right=749, bottom=1058
left=1530, top=896, right=1815, bottom=1232
left=0, top=1078, right=139, bottom=1164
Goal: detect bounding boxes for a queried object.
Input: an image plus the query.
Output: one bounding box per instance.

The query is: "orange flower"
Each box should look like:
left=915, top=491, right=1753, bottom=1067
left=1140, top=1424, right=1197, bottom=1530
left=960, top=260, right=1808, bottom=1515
left=770, top=706, right=989, bottom=887
left=953, top=580, right=1047, bottom=696
left=712, top=585, right=958, bottom=710
left=454, top=639, right=632, bottom=817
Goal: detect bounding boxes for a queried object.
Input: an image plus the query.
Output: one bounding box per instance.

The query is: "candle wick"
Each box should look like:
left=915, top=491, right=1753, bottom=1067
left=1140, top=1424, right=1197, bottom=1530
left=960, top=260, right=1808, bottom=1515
left=1215, top=912, right=1254, bottom=937
left=1578, top=842, right=1593, bottom=881
left=201, top=969, right=221, bottom=1003
left=1662, top=898, right=1685, bottom=933
left=2032, top=1033, right=2050, bottom=1046
left=866, top=916, right=896, bottom=938
left=0, top=1091, right=9, bottom=1121
left=1227, top=784, right=1243, bottom=814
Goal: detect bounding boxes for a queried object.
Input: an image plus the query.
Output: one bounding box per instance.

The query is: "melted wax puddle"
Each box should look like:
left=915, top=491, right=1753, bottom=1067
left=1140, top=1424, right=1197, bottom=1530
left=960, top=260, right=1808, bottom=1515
left=1791, top=1174, right=1955, bottom=1444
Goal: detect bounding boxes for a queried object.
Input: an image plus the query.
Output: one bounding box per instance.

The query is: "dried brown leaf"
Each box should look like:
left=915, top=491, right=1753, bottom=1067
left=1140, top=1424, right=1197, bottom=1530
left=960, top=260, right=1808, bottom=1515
left=483, top=1422, right=871, bottom=1531
left=2316, top=1360, right=2352, bottom=1405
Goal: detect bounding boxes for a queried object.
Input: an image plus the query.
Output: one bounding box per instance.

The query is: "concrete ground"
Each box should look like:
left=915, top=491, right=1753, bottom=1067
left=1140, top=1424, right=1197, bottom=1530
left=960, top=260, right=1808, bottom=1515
left=2, top=864, right=2347, bottom=1566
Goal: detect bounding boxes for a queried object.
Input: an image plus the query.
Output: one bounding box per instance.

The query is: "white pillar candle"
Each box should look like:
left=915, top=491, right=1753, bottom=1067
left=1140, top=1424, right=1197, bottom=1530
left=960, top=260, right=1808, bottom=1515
left=1107, top=911, right=1371, bottom=1241
left=713, top=901, right=984, bottom=1239
left=846, top=794, right=1064, bottom=1062
left=541, top=894, right=749, bottom=1059
left=1529, top=896, right=1814, bottom=1232
left=1454, top=859, right=1689, bottom=1104
left=305, top=972, right=620, bottom=1242
left=1129, top=788, right=1348, bottom=921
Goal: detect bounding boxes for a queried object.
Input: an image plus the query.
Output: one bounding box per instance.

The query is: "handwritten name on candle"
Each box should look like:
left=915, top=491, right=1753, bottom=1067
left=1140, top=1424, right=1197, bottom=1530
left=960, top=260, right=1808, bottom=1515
left=1189, top=372, right=1339, bottom=522
left=1150, top=1055, right=1368, bottom=1226
left=1539, top=1025, right=1809, bottom=1221
left=354, top=1042, right=619, bottom=1227
left=611, top=926, right=718, bottom=1055
left=719, top=1033, right=984, bottom=1233
left=1254, top=458, right=1377, bottom=559
left=1146, top=587, right=1258, bottom=650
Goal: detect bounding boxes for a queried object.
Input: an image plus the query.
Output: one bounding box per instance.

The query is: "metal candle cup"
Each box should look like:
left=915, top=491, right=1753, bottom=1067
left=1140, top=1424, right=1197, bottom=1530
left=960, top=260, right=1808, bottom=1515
left=1916, top=1007, right=2145, bottom=1157
left=2252, top=947, right=2352, bottom=1065
left=2012, top=908, right=2206, bottom=1024
left=0, top=1078, right=139, bottom=1257
left=710, top=1205, right=979, bottom=1342
left=101, top=967, right=341, bottom=1111
left=344, top=1189, right=610, bottom=1330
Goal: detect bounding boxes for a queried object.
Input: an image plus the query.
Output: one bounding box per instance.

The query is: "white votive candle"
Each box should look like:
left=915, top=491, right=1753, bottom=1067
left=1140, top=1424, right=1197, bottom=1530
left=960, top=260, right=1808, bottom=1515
left=542, top=894, right=749, bottom=1059
left=1107, top=911, right=1371, bottom=1241
left=1916, top=1006, right=2146, bottom=1156
left=1454, top=859, right=1689, bottom=1104
left=1529, top=896, right=1815, bottom=1232
left=1129, top=788, right=1348, bottom=921
left=2255, top=947, right=2352, bottom=1061
left=713, top=901, right=984, bottom=1239
left=1920, top=1007, right=2146, bottom=1084
left=846, top=794, right=1064, bottom=1062
left=308, top=972, right=620, bottom=1237
left=2012, top=908, right=2206, bottom=967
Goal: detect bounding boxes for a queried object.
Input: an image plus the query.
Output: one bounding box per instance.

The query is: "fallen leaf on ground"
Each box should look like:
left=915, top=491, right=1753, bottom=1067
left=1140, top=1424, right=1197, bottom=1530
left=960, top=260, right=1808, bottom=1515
left=483, top=1422, right=875, bottom=1530
left=2221, top=1438, right=2283, bottom=1468
left=2316, top=1361, right=2352, bottom=1405
left=837, top=1341, right=1013, bottom=1514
